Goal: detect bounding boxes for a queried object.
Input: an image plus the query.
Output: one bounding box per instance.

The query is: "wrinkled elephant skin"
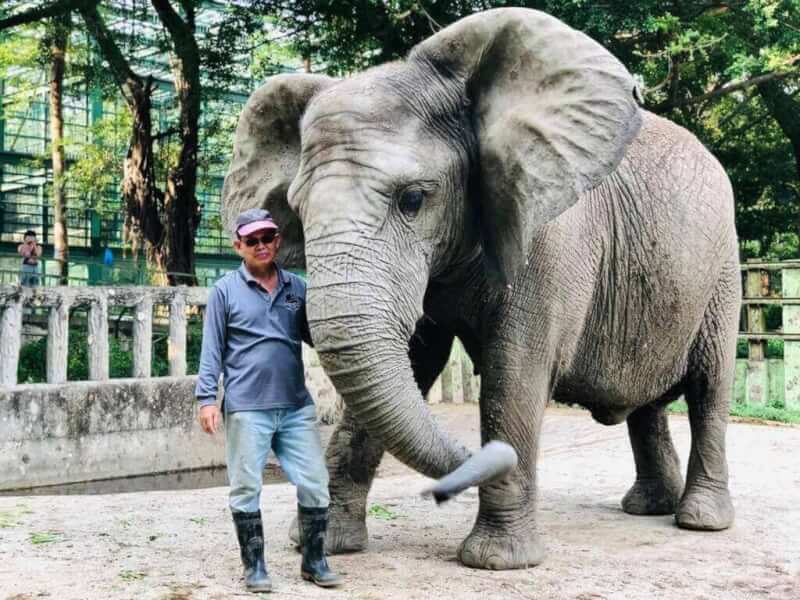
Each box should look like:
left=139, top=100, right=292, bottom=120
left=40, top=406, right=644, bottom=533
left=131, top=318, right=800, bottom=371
left=221, top=8, right=740, bottom=570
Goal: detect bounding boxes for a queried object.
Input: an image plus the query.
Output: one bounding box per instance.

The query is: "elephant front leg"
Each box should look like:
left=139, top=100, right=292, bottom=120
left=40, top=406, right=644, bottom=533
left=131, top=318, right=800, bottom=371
left=289, top=407, right=384, bottom=553
left=457, top=377, right=546, bottom=570
left=622, top=401, right=684, bottom=515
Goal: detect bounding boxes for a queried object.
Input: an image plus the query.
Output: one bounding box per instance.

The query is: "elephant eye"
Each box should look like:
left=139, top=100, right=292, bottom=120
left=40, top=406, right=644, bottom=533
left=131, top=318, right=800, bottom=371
left=399, top=189, right=424, bottom=218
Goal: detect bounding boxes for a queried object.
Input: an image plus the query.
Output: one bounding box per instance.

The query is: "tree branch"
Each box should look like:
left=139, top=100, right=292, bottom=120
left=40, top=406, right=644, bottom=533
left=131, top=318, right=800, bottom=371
left=652, top=66, right=800, bottom=113
left=0, top=0, right=90, bottom=31
left=151, top=0, right=193, bottom=47
left=77, top=2, right=142, bottom=106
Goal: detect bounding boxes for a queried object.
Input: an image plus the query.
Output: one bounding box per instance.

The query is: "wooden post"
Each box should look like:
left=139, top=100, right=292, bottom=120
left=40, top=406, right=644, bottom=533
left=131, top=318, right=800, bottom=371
left=168, top=293, right=187, bottom=376
left=88, top=294, right=109, bottom=380
left=782, top=262, right=800, bottom=410
left=0, top=299, right=23, bottom=386
left=132, top=294, right=153, bottom=378
left=745, top=263, right=768, bottom=405
left=46, top=296, right=71, bottom=384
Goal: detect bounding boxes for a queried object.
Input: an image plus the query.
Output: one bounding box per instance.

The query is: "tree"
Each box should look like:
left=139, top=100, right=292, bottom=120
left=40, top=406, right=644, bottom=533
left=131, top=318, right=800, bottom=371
left=259, top=1, right=800, bottom=258
left=1, top=2, right=72, bottom=282
left=45, top=11, right=70, bottom=284
left=1, top=1, right=263, bottom=284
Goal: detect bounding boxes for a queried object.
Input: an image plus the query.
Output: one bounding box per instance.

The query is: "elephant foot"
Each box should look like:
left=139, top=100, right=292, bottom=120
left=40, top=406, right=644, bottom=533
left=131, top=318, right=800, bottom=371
left=675, top=482, right=734, bottom=531
left=288, top=511, right=368, bottom=554
left=457, top=526, right=545, bottom=570
left=621, top=477, right=682, bottom=515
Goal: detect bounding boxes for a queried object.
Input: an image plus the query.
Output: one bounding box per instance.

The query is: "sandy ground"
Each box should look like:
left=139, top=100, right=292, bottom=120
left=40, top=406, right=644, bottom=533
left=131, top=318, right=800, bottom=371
left=1, top=404, right=799, bottom=600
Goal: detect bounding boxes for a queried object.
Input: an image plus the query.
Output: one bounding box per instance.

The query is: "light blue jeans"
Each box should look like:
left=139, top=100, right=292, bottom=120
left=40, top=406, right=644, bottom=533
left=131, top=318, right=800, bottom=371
left=225, top=404, right=330, bottom=514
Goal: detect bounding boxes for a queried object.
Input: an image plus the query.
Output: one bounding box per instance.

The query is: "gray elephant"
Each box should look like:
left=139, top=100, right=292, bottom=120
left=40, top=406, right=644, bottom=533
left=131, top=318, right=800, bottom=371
left=221, top=8, right=740, bottom=570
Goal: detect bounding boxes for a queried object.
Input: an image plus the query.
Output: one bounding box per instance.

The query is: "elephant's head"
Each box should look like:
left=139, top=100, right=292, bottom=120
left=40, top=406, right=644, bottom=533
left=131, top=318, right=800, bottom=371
left=221, top=8, right=640, bottom=492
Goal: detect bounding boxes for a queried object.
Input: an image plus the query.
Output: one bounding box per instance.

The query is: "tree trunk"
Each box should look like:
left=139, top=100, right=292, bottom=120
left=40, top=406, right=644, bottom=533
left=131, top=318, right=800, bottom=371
left=122, top=77, right=165, bottom=277
left=152, top=0, right=201, bottom=286
left=758, top=80, right=800, bottom=180
left=48, top=12, right=70, bottom=285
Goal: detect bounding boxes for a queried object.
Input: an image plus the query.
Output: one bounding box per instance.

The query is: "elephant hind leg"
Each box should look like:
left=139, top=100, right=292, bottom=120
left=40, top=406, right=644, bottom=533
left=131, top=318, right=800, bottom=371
left=676, top=281, right=737, bottom=531
left=621, top=399, right=684, bottom=515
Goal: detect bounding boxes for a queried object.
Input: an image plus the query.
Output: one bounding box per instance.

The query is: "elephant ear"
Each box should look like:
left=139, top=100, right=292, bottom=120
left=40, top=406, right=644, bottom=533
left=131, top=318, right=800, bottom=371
left=411, top=8, right=642, bottom=285
left=221, top=74, right=336, bottom=269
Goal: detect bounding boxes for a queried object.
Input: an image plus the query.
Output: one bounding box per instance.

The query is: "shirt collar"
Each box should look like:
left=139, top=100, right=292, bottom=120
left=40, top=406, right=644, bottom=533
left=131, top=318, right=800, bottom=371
left=238, top=262, right=291, bottom=288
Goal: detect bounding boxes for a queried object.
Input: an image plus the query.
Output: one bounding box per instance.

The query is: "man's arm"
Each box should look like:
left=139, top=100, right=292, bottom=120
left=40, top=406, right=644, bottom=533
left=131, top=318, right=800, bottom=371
left=299, top=300, right=313, bottom=347
left=195, top=286, right=227, bottom=433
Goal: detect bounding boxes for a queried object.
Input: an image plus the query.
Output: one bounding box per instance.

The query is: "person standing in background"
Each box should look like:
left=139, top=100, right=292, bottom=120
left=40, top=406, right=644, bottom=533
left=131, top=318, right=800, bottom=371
left=17, top=230, right=42, bottom=287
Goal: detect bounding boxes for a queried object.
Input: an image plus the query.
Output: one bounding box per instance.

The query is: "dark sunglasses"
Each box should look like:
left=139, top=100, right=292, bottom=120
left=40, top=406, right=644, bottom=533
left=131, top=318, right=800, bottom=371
left=241, top=231, right=278, bottom=247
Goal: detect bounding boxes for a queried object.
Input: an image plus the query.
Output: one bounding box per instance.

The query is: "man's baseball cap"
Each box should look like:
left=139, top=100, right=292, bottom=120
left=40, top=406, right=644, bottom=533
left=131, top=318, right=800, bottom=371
left=234, top=208, right=278, bottom=237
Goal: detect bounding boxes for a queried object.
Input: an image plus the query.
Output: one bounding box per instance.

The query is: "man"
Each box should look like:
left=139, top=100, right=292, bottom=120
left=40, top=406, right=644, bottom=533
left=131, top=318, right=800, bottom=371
left=17, top=230, right=42, bottom=287
left=196, top=208, right=341, bottom=593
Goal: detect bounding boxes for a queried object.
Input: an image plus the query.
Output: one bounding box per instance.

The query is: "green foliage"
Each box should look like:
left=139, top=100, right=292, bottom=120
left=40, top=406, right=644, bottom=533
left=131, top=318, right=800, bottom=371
left=30, top=531, right=65, bottom=544
left=669, top=394, right=800, bottom=423
left=368, top=504, right=399, bottom=520
left=737, top=337, right=784, bottom=359
left=17, top=321, right=203, bottom=383
left=66, top=111, right=131, bottom=211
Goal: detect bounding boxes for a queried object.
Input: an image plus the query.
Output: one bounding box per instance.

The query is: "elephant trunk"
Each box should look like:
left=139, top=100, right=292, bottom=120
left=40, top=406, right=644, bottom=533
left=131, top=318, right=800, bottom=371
left=305, top=239, right=516, bottom=492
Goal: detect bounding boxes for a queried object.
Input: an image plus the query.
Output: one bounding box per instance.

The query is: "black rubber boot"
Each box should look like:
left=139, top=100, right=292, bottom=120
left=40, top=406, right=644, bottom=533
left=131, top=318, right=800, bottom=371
left=298, top=505, right=343, bottom=587
left=232, top=510, right=272, bottom=593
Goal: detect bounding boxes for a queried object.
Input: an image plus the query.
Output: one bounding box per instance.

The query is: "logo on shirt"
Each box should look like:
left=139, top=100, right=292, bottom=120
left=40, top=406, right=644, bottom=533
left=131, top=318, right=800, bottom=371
left=284, top=293, right=302, bottom=311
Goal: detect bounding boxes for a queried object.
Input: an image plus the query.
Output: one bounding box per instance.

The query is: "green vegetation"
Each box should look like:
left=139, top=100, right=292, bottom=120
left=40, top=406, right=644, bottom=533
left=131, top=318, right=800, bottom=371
left=119, top=570, right=147, bottom=582
left=668, top=398, right=800, bottom=424
left=17, top=319, right=203, bottom=384
left=29, top=531, right=65, bottom=544
left=368, top=504, right=400, bottom=520
left=737, top=338, right=785, bottom=359
left=0, top=512, right=18, bottom=528
left=0, top=505, right=32, bottom=528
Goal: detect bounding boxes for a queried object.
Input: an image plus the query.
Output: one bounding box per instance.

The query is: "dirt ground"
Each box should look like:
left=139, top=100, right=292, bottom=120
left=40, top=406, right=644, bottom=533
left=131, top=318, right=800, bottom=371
left=1, top=404, right=798, bottom=600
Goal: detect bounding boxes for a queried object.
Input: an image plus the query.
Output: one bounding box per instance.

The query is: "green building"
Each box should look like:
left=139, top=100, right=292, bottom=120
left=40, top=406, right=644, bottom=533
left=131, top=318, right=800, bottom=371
left=0, top=3, right=295, bottom=286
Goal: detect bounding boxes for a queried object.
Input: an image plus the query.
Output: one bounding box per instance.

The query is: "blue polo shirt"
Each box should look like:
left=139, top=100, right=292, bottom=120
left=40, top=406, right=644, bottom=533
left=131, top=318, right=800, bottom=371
left=195, top=263, right=313, bottom=412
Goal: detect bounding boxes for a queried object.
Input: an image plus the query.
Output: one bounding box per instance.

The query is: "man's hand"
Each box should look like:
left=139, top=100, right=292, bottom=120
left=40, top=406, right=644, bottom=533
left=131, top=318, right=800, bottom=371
left=198, top=404, right=221, bottom=434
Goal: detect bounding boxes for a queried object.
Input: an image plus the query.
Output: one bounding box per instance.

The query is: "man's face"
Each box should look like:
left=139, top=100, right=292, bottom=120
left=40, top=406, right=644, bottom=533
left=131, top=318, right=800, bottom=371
left=234, top=228, right=281, bottom=271
left=24, top=236, right=36, bottom=246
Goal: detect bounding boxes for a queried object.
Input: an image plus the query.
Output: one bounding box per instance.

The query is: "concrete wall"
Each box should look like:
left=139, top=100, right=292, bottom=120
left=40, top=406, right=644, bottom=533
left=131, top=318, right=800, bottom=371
left=0, top=339, right=478, bottom=491
left=0, top=351, right=345, bottom=492
left=0, top=377, right=223, bottom=491
left=734, top=359, right=784, bottom=406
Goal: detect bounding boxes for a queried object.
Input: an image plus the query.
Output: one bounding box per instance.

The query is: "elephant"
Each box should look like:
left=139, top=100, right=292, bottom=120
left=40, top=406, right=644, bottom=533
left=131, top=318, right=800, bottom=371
left=220, top=8, right=740, bottom=570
